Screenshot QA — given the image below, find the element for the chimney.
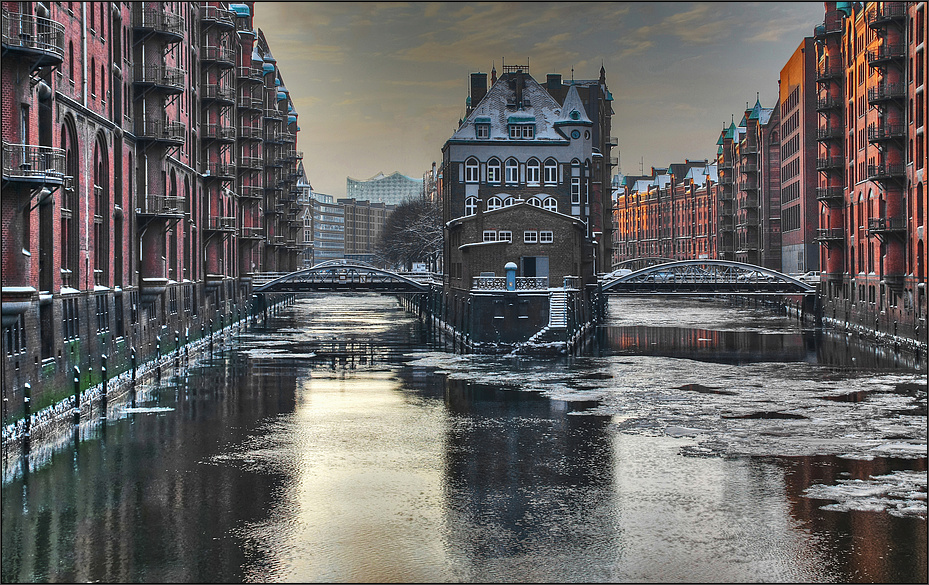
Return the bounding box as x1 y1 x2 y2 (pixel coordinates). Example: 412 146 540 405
470 72 488 108
547 73 562 92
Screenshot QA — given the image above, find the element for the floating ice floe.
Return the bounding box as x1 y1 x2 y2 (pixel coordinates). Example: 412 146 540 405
803 470 927 519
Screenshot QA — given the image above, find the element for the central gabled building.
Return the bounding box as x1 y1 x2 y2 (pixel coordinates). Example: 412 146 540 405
440 64 608 350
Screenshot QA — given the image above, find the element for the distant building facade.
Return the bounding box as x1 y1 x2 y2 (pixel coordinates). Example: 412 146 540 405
346 171 423 206
339 198 394 265
310 194 344 263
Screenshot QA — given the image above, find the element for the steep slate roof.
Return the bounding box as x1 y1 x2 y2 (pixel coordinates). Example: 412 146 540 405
449 72 573 143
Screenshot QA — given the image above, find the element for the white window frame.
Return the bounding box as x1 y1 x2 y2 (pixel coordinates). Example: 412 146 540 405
571 177 581 204
475 124 489 139
503 196 517 207
539 230 554 244
465 158 479 183
487 158 501 183
527 197 542 207
465 196 477 215
526 159 541 186
505 158 519 184
486 196 502 211
498 230 512 242
544 159 558 184
523 230 538 243
543 197 558 212
482 230 497 242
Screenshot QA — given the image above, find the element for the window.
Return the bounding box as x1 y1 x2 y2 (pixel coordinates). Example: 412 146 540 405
487 158 501 183
487 196 502 211
483 230 497 242
504 197 517 207
63 297 80 340
527 197 542 207
505 158 519 184
4 314 26 356
498 230 512 242
544 159 558 184
465 197 477 215
465 158 479 183
526 159 540 185
509 124 535 139
540 231 554 243
571 177 581 204
524 231 538 243
475 124 489 139
543 197 558 212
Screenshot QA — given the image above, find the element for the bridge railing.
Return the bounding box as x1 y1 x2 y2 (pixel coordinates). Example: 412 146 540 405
472 276 549 291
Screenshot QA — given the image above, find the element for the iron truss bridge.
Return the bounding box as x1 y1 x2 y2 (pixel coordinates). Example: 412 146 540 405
252 260 436 293
601 260 814 295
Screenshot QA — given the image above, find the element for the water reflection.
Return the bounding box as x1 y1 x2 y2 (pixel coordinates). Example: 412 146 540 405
1 294 925 583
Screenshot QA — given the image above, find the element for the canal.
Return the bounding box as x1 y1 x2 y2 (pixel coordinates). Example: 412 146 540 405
2 294 926 583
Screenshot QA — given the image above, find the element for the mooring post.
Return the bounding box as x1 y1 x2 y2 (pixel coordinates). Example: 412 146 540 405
209 319 214 356
156 335 162 381
72 366 81 426
101 353 108 413
23 382 31 447
174 330 180 369
130 347 137 385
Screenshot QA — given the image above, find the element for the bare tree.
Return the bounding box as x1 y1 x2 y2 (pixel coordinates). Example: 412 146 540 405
376 198 442 271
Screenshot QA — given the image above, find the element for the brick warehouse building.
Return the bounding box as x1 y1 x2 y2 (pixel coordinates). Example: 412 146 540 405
1 2 305 422
814 1 927 342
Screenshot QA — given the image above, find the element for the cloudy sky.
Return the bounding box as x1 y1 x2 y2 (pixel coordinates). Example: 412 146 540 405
253 2 825 197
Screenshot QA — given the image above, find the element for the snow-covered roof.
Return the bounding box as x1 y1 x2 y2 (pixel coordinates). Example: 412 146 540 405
449 72 580 143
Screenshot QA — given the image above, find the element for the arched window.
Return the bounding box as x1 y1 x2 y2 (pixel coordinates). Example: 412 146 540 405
544 158 558 184
505 158 519 184
526 158 541 185
464 158 479 183
527 197 542 207
93 135 109 285
503 196 517 207
543 197 558 212
570 159 581 204
487 157 501 184
465 196 477 216
487 196 502 211
61 118 79 287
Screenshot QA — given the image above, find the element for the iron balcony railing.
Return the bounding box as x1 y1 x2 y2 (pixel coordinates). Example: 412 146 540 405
239 155 263 170
240 226 264 239
132 10 185 40
237 93 263 110
816 186 845 204
817 125 844 141
135 118 186 143
816 95 844 111
868 163 906 180
133 64 185 91
868 217 907 234
238 185 263 198
200 5 235 29
1 9 65 65
867 123 906 143
137 194 186 216
202 123 236 142
202 83 235 103
866 2 907 27
2 141 66 183
205 216 237 231
813 18 844 39
471 276 549 291
868 82 906 104
201 44 235 66
237 65 263 83
239 124 263 140
816 157 845 171
816 64 843 82
866 43 906 65
816 228 845 242
203 162 235 178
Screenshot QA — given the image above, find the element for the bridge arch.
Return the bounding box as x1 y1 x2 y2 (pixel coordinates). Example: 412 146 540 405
254 261 431 293
601 259 814 295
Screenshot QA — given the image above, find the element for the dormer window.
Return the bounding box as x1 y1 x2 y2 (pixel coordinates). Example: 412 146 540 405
509 124 534 139
475 124 489 139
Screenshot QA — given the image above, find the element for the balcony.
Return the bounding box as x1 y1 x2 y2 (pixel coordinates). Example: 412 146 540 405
816 64 843 83
281 131 296 144
237 93 263 111
868 82 906 105
738 195 759 209
740 163 758 174
868 163 906 181
200 5 235 29
133 64 186 93
202 83 235 104
239 155 263 170
135 118 186 144
740 143 758 155
201 44 235 68
264 108 285 121
717 187 734 201
866 43 906 67
817 125 844 142
238 185 263 199
816 228 845 245
868 217 907 237
813 18 844 39
205 216 237 232
816 156 845 172
816 186 845 207
867 122 906 144
202 123 236 143
1 9 65 70
240 226 264 239
237 65 263 84
2 142 66 185
203 162 235 179
816 95 844 112
132 9 185 42
137 194 186 218
867 2 907 28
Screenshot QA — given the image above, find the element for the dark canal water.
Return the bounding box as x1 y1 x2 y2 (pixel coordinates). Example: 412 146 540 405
2 294 926 583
